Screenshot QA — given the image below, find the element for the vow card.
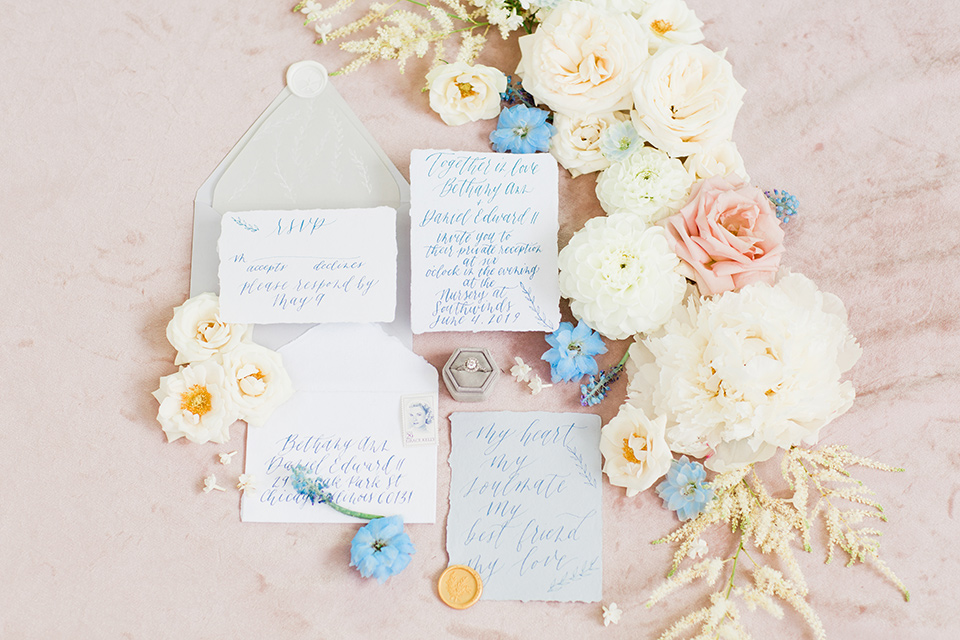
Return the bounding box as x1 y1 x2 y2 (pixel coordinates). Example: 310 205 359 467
218 208 397 324
409 150 560 333
447 412 602 602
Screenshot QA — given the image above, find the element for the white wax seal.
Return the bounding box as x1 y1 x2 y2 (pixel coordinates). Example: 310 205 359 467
286 61 329 98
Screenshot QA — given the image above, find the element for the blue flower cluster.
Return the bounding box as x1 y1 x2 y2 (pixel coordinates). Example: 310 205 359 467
765 188 799 224
542 321 608 383
656 456 714 521
490 104 555 154
290 464 332 505
350 515 416 583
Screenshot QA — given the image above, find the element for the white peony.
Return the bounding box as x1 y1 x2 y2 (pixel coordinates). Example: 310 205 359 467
425 61 507 126
558 213 687 340
626 272 863 472
549 111 626 177
153 359 239 445
166 292 252 365
595 145 692 223
638 0 704 53
683 140 750 183
631 44 745 158
516 2 648 117
220 343 295 428
599 403 673 497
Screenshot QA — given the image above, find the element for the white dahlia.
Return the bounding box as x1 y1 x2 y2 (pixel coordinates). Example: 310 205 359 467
596 146 692 223
558 214 687 340
626 272 863 472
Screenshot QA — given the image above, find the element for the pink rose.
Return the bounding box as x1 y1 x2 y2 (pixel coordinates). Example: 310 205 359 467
665 175 784 296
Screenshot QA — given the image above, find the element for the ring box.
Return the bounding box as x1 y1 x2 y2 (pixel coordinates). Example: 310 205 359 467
442 348 499 402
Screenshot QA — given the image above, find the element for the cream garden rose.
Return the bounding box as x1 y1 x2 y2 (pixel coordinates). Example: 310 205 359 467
425 61 507 126
599 403 673 496
683 140 749 183
516 1 649 117
550 111 625 177
220 343 294 428
166 292 252 365
627 272 862 472
638 0 704 53
153 359 239 445
558 213 687 340
631 44 745 157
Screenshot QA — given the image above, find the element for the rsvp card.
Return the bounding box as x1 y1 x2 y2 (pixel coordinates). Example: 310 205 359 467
218 208 397 324
409 150 560 333
447 412 602 602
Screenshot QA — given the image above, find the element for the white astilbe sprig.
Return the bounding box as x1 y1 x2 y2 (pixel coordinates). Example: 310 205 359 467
294 0 536 74
647 444 907 640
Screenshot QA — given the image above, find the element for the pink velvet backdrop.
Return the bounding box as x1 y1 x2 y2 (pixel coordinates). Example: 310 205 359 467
1 0 958 638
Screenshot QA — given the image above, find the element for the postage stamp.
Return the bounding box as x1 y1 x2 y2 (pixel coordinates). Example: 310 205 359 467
401 393 439 447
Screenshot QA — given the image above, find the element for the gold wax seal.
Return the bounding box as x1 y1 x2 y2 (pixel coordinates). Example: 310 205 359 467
438 565 483 609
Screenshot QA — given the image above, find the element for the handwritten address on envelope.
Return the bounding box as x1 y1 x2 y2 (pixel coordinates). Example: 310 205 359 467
447 412 602 602
217 208 397 324
409 150 560 333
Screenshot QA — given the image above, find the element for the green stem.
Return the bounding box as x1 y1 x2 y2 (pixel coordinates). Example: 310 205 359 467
326 501 384 521
403 0 486 27
725 537 744 599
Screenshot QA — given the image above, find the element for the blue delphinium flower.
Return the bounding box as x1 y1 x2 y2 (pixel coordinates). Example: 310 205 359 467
656 456 714 521
490 104 556 153
765 188 799 223
349 515 416 583
599 120 641 161
542 321 608 383
290 464 332 505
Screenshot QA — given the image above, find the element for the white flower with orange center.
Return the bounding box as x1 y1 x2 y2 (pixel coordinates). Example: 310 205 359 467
599 403 673 496
638 0 704 53
166 292 252 365
153 359 238 444
425 61 507 126
220 343 294 428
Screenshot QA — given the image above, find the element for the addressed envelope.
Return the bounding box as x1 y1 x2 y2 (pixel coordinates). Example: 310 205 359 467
190 61 412 350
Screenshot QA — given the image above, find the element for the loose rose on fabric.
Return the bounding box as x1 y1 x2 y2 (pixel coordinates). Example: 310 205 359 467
516 1 648 117
153 359 239 445
596 145 692 223
664 175 784 296
558 213 687 340
550 111 625 177
599 403 673 497
626 272 862 472
638 0 704 53
631 44 745 158
425 61 507 126
220 343 294 428
166 292 252 365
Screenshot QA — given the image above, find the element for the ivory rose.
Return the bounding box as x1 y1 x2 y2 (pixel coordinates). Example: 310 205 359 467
599 403 673 496
153 359 239 444
425 62 507 126
549 111 625 177
516 2 648 117
631 44 745 157
220 343 294 428
166 292 252 365
664 175 784 296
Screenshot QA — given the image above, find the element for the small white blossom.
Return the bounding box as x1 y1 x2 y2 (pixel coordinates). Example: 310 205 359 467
203 474 226 493
688 538 708 559
602 602 623 626
237 474 256 492
528 375 552 395
510 357 533 382
218 451 238 465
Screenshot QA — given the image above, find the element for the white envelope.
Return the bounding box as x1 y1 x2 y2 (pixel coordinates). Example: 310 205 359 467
189 61 412 350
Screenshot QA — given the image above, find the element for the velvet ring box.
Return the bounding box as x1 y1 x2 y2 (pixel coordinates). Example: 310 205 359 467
442 348 499 402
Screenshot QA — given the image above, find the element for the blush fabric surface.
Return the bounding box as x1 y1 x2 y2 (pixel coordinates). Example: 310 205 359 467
1 1 958 638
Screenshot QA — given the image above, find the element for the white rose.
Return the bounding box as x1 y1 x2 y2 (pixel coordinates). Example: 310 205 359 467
599 403 673 497
425 62 507 126
558 213 687 340
516 2 649 117
631 44 745 158
638 0 704 53
220 343 294 428
153 359 239 444
550 111 625 177
166 292 252 365
595 145 692 222
683 140 750 183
